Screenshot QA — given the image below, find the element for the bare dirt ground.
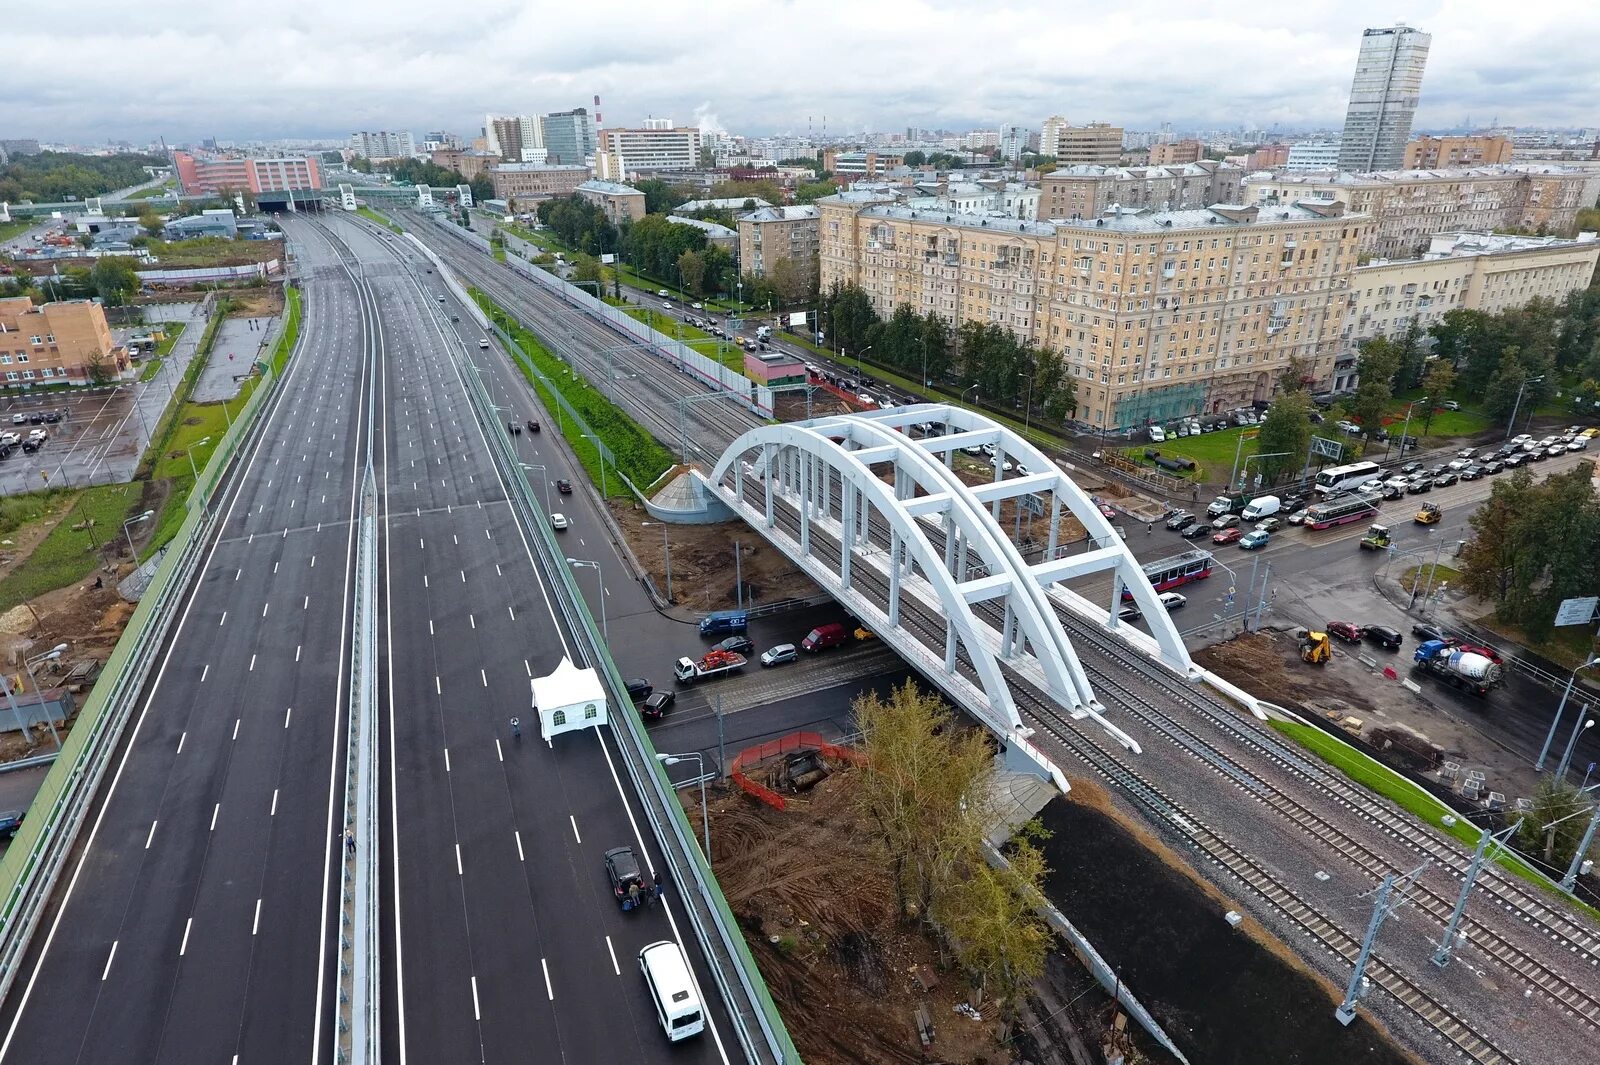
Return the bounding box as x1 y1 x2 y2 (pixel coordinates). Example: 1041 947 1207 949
1035 779 1420 1065
225 286 285 319
697 761 1169 1065
608 501 820 611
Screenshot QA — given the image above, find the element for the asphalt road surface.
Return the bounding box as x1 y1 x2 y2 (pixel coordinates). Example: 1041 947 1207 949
0 218 369 1063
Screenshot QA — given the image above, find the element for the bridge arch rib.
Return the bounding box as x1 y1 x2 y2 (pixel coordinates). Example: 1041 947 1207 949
706 404 1196 752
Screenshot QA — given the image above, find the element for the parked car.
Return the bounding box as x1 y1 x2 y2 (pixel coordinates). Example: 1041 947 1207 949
1441 400 1461 411
759 644 798 667
715 635 755 655
1097 503 1118 519
1117 603 1142 622
1363 625 1403 651
1238 529 1270 550
1326 621 1364 643
639 691 676 719
1411 622 1451 644
604 846 649 910
1503 453 1531 469
556 479 573 494
1212 527 1244 545
625 678 653 701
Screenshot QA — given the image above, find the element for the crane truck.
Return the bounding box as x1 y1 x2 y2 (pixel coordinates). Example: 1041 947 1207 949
1412 640 1503 696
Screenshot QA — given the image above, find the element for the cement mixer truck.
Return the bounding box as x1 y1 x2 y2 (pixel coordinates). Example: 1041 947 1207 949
1412 639 1503 697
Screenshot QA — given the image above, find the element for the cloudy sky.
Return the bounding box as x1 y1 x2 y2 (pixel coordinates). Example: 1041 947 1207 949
12 0 1599 145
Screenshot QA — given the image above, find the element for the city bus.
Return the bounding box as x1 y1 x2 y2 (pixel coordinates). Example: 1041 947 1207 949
1123 550 1213 599
1314 460 1382 495
1304 495 1380 530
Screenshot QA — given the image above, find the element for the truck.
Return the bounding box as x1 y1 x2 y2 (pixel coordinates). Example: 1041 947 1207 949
673 649 748 685
1358 524 1392 551
698 610 748 637
1412 640 1503 696
1205 494 1246 517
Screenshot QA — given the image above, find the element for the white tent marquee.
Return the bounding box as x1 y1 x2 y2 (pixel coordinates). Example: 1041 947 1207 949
530 656 608 741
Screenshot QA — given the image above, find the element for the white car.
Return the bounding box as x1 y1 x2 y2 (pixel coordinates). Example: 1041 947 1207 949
477 339 489 349
657 289 669 298
550 513 569 531
1158 592 1187 611
1447 458 1471 471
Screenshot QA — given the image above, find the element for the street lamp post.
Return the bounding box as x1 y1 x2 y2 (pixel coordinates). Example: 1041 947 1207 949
962 384 980 407
656 751 710 861
122 509 155 558
855 345 874 387
641 521 673 603
21 644 66 750
1537 655 1600 771
566 557 607 643
520 463 551 514
1017 372 1035 438
1504 374 1546 440
1555 715 1596 782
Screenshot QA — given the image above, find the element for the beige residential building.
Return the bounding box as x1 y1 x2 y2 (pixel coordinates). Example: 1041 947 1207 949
599 126 701 171
0 297 127 385
1053 123 1123 166
1149 140 1203 166
575 179 646 224
1402 135 1513 170
1333 230 1600 391
1246 165 1594 258
819 194 1370 428
821 150 904 179
1038 162 1245 221
738 205 821 282
489 164 590 205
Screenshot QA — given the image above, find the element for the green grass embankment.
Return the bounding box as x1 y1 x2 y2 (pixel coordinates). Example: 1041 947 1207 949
469 287 673 498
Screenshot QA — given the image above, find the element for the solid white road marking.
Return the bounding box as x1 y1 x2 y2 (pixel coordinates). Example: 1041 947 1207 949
210 804 220 831
144 820 158 849
271 789 279 816
514 831 525 862
219 611 227 627
444 749 451 772
454 844 463 876
569 815 581 843
176 732 186 754
541 958 553 1000
232 719 240 740
605 936 620 975
480 669 487 688
200 664 209 683
252 898 262 936
179 919 192 957
284 707 292 728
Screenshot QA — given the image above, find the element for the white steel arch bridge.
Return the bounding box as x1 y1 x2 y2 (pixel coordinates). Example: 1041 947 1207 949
704 404 1201 778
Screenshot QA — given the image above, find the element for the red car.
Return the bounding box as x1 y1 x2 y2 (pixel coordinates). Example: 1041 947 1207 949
1211 527 1243 545
1098 503 1117 519
1327 621 1364 643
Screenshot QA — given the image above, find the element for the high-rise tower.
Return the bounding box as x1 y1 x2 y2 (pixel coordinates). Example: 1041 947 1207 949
1338 25 1431 172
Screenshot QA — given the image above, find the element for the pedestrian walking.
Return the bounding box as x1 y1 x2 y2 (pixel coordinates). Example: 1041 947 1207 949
654 866 668 901
1146 522 1153 535
346 830 356 855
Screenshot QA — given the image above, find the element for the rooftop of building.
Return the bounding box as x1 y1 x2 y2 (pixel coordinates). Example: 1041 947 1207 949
575 179 644 197
834 198 1351 235
490 162 590 173
1041 160 1240 180
666 215 737 238
737 205 820 223
675 196 774 212
1248 163 1582 186
1362 229 1600 268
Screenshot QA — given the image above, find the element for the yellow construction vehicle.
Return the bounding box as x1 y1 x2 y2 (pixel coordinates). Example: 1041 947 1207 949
1299 629 1332 665
1414 502 1442 525
1358 523 1391 550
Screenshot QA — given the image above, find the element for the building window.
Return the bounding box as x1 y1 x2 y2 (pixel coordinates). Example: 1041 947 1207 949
16 355 27 364
3 373 14 382
29 336 41 345
21 370 34 380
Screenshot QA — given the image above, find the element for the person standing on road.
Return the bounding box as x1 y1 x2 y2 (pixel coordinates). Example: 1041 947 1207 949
654 866 668 901
1146 522 1153 535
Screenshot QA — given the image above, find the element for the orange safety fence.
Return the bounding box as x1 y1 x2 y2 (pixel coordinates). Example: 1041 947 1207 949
728 731 865 812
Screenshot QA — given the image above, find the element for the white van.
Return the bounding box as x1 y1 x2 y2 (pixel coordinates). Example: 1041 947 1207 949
639 940 704 1041
1240 495 1281 522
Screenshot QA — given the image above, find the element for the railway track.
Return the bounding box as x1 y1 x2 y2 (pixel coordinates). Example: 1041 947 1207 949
736 465 1520 1063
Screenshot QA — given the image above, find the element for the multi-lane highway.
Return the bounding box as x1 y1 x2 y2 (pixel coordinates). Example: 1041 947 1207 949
0 217 370 1064
0 211 741 1065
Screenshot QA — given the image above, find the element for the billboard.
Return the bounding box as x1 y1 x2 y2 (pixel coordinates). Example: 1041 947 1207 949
787 311 809 327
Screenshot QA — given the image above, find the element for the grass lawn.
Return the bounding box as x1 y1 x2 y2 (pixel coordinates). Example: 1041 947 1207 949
145 237 280 268
358 206 403 234
1122 428 1257 483
125 184 174 200
0 217 37 242
1400 563 1461 593
499 222 753 312
138 359 165 383
501 222 563 254
1267 719 1590 910
0 484 142 613
154 320 187 356
0 490 69 539
615 306 749 373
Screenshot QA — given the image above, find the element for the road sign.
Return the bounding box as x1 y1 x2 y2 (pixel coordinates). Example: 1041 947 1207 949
1310 435 1344 461
1554 595 1599 627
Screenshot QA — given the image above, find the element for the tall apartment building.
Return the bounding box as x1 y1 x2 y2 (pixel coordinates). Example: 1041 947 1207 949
1247 165 1594 258
1246 145 1292 170
348 130 415 161
998 126 1031 162
1039 116 1069 159
821 150 905 180
738 205 821 283
1338 25 1431 172
1038 162 1246 221
173 151 322 195
818 194 1368 428
0 297 127 385
1402 135 1514 169
489 163 590 205
1053 123 1124 166
1149 140 1203 166
543 108 597 165
575 179 646 225
1333 230 1600 391
599 125 701 171
484 114 546 164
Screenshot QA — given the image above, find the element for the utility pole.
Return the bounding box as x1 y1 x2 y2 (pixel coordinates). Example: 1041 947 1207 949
1503 374 1545 440
1560 792 1600 892
1433 821 1520 967
1336 863 1428 1026
733 539 744 610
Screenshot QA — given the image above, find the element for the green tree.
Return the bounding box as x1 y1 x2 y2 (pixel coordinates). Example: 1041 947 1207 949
1417 359 1457 435
89 256 139 306
1459 469 1539 603
1350 336 1402 443
794 179 838 204
1254 391 1314 485
1483 351 1530 422
136 208 164 238
1516 779 1599 870
635 179 691 215
1393 318 1427 390
902 150 926 167
569 253 603 286
817 281 879 354
676 249 705 296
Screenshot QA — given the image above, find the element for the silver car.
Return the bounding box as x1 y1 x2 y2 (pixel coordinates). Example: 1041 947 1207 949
760 643 798 667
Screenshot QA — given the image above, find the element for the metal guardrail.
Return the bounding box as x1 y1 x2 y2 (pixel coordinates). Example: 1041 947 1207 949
0 282 308 1009
433 267 799 1063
